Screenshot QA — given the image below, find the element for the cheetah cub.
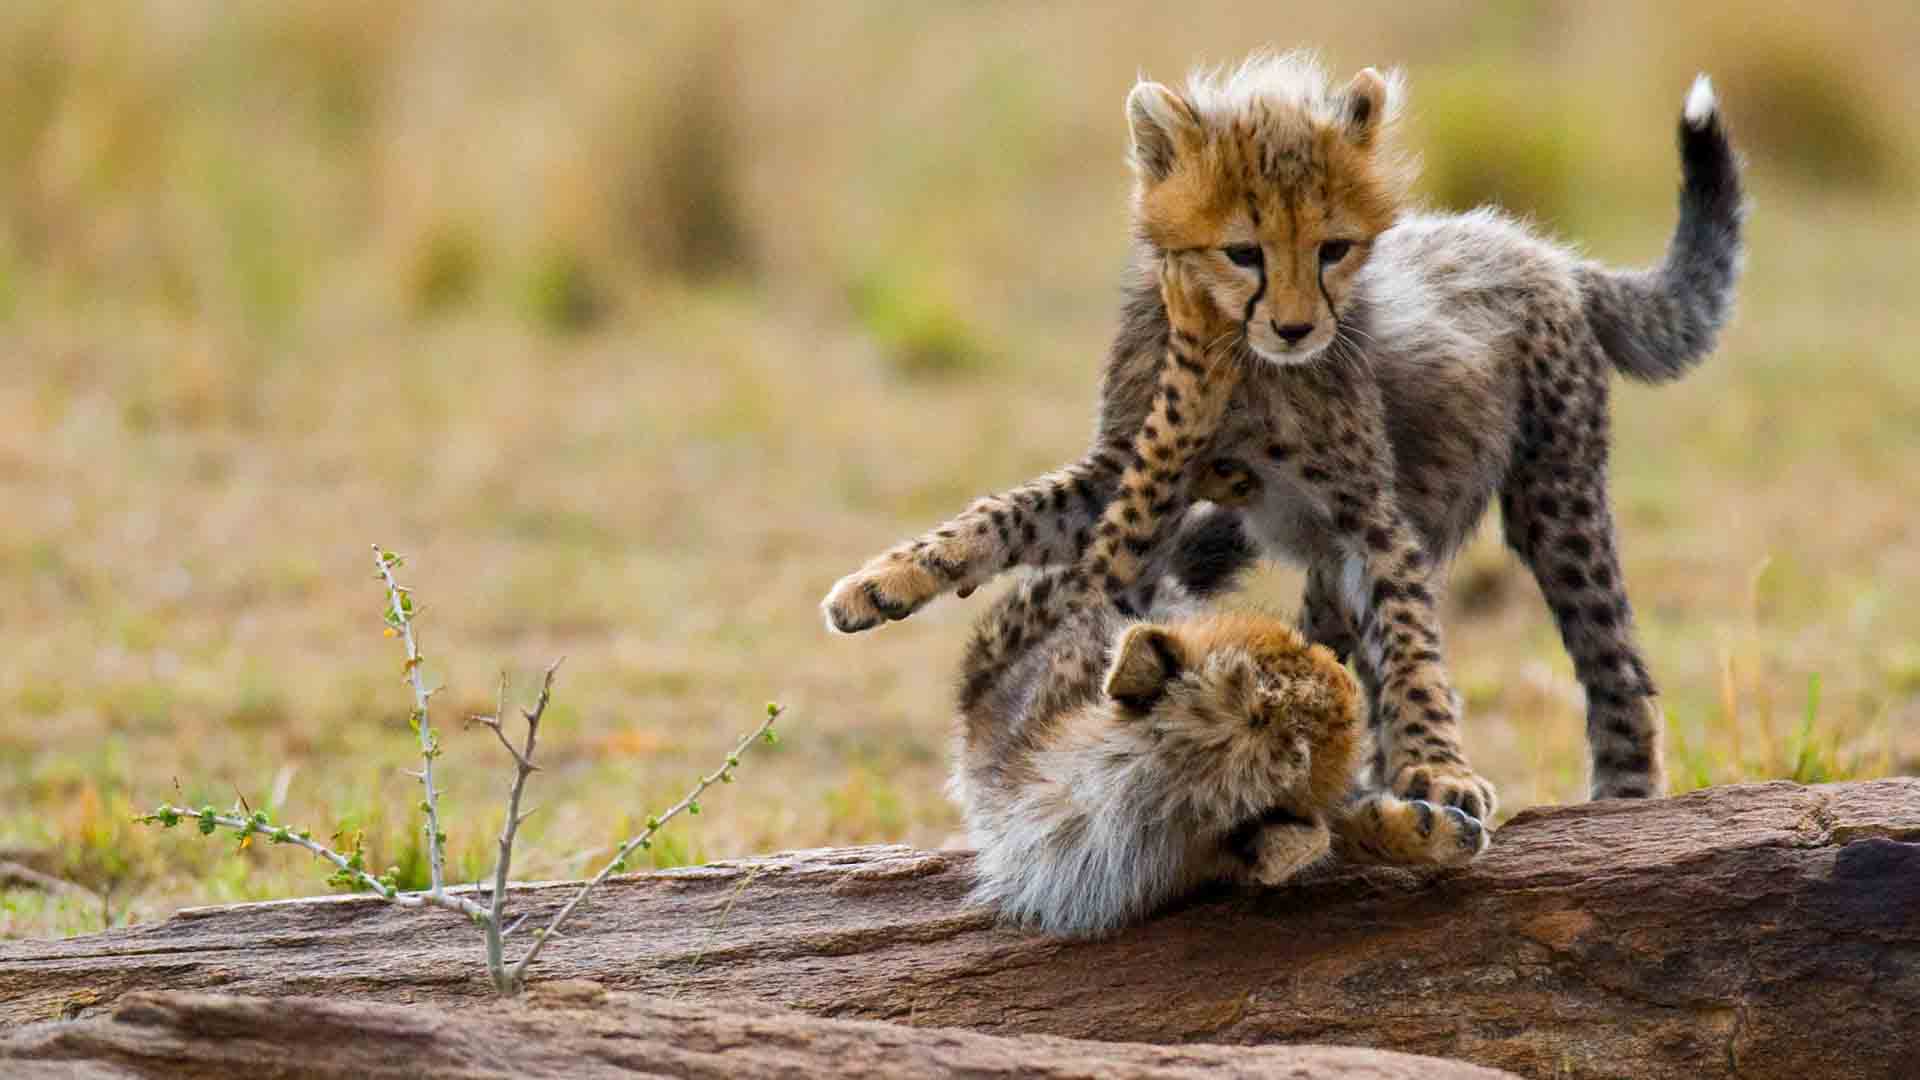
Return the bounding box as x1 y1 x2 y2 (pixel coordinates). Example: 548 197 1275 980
952 259 1484 938
828 52 1745 819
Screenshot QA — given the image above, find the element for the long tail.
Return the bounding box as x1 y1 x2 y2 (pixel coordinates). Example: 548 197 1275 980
1579 74 1746 384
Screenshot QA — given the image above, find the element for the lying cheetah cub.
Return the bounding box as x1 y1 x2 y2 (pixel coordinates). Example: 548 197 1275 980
952 259 1484 938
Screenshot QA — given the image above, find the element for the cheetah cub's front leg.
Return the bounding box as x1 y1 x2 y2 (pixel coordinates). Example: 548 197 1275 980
1331 790 1488 868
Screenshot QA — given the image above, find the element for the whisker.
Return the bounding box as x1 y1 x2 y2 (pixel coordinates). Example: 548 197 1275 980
1200 327 1242 374
1337 320 1378 348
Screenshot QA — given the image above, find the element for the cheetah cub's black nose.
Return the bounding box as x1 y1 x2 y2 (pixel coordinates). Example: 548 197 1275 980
1274 321 1314 345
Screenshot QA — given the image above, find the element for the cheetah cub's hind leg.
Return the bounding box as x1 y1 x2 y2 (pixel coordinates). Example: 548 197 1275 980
1225 807 1334 886
1331 790 1488 868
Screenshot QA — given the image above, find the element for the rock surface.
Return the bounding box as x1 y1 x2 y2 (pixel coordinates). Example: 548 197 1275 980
3 780 1917 1079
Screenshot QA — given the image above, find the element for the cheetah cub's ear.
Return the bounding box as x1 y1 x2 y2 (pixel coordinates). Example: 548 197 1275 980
1341 67 1390 145
1126 81 1201 183
1104 624 1186 713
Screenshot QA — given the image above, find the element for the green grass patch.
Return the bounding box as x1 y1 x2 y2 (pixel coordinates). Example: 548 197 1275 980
847 268 990 380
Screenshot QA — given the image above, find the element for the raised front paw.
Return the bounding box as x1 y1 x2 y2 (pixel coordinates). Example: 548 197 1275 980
1390 763 1498 824
1339 791 1488 868
1195 457 1263 507
821 554 945 634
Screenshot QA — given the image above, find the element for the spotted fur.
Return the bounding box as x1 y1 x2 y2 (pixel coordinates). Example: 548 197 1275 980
827 54 1745 809
951 258 1368 937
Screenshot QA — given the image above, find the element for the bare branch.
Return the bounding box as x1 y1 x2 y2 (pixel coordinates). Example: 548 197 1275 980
482 658 561 993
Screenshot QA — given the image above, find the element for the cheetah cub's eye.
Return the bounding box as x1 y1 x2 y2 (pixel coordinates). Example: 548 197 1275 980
1223 244 1263 269
1318 240 1354 266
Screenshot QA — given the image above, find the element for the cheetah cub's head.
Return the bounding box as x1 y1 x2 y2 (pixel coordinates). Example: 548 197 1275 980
1103 612 1364 829
1125 51 1415 365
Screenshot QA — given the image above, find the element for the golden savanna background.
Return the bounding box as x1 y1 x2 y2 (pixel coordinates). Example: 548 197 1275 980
4 1 1917 937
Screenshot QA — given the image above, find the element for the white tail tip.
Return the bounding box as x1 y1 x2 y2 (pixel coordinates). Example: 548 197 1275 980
1683 74 1717 129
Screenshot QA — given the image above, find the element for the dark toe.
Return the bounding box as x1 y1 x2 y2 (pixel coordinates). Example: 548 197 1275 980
1454 791 1484 821
864 582 916 621
1446 807 1486 852
1412 799 1436 838
830 606 877 634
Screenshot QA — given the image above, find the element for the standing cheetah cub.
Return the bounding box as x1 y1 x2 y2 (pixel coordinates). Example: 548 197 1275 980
828 52 1746 818
953 258 1484 938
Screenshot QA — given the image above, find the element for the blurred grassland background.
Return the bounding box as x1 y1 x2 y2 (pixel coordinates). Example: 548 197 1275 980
3 0 1917 938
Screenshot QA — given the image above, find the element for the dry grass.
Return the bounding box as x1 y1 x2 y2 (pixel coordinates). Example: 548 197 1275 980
4 0 1917 938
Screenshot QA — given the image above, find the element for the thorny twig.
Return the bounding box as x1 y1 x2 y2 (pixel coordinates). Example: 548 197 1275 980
509 704 783 984
133 803 487 921
373 546 448 898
